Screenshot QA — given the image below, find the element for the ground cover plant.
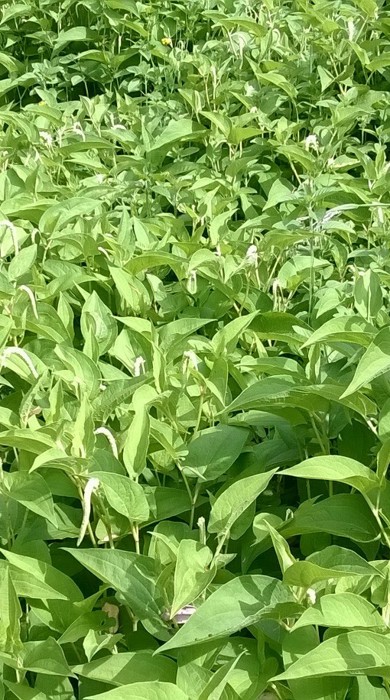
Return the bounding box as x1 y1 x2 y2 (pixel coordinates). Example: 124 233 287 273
2 0 390 697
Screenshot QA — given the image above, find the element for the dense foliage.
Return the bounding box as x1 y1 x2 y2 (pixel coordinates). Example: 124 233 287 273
1 0 390 698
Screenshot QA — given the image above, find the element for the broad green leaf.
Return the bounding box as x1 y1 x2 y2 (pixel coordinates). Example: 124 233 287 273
354 270 382 320
0 564 22 654
40 197 100 233
73 652 176 685
212 312 258 356
109 266 149 313
89 472 149 523
58 611 110 644
22 638 74 676
86 682 188 700
25 303 71 343
224 376 375 418
278 255 331 291
122 406 150 478
8 244 37 280
145 487 194 523
264 178 295 209
208 470 277 535
182 425 249 480
54 345 100 399
280 456 379 493
148 119 206 152
350 676 389 699
302 315 376 348
158 318 213 355
80 292 117 355
55 27 99 48
341 327 390 398
292 593 385 631
284 546 381 587
5 472 57 526
0 428 55 453
158 575 295 652
171 540 215 618
202 12 266 38
5 682 46 700
0 560 69 601
280 494 379 542
1 549 83 601
273 630 390 681
197 656 242 700
282 627 350 700
250 312 310 344
65 549 160 621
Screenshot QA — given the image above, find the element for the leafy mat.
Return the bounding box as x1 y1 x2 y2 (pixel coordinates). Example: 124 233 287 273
0 0 390 698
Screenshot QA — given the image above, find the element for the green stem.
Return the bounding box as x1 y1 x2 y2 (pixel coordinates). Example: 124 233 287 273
132 523 140 554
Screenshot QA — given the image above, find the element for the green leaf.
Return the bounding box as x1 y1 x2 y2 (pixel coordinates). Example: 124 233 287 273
302 315 376 348
212 312 258 356
157 575 294 652
90 472 149 523
5 472 57 526
8 244 37 280
145 487 193 523
55 27 99 48
122 400 150 478
81 292 117 355
109 266 149 313
341 327 390 398
54 345 100 399
171 540 215 618
280 494 379 542
354 270 383 320
273 630 390 681
282 627 350 700
0 428 55 453
0 560 68 601
284 546 381 587
1 549 83 601
280 456 379 493
208 470 277 535
148 119 206 153
5 682 46 700
86 682 188 700
22 638 74 676
264 179 295 209
65 549 160 621
224 377 375 418
73 652 176 685
182 425 249 480
40 197 100 233
292 593 385 631
0 564 22 654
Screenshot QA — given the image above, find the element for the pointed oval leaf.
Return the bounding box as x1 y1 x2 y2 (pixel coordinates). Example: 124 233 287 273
280 456 379 494
292 593 385 631
171 540 214 618
73 651 176 685
208 469 277 535
65 549 160 621
90 472 149 524
273 630 390 681
341 327 390 398
182 425 249 480
157 575 294 653
86 682 188 700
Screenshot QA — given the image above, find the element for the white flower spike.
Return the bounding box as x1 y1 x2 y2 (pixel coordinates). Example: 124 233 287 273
246 244 258 266
304 134 319 151
77 477 100 546
133 356 146 376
